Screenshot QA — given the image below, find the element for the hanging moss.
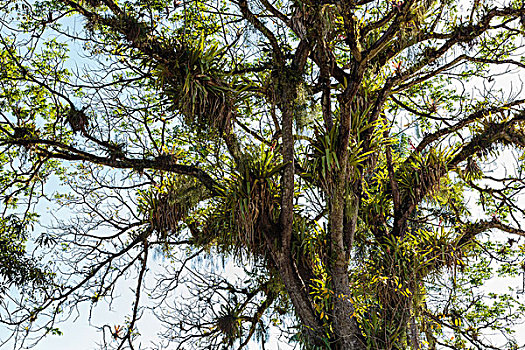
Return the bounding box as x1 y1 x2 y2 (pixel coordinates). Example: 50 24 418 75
137 175 208 241
66 106 89 134
199 146 283 256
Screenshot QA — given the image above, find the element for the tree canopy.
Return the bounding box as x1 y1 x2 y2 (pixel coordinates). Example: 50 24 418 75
1 0 525 349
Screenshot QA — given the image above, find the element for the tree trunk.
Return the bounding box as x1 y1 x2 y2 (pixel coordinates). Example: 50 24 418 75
329 173 364 350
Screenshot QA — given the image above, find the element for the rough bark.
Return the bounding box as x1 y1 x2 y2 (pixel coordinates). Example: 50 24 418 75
329 173 364 350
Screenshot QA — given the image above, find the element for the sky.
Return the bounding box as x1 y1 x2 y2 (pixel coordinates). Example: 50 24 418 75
2 0 525 349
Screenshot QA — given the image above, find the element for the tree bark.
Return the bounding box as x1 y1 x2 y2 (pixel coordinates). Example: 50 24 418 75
329 174 364 350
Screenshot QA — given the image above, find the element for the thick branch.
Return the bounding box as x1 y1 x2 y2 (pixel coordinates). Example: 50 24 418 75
2 138 222 195
237 0 284 64
415 99 525 153
393 115 525 237
457 218 525 248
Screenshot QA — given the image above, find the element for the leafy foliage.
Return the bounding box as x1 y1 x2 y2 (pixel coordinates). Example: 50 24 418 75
0 215 48 292
1 0 525 349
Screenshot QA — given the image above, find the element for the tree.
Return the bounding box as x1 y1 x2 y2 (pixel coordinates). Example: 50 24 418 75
1 0 525 348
